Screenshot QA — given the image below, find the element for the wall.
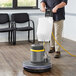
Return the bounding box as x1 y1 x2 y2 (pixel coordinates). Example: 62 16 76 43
63 0 76 41
0 0 76 42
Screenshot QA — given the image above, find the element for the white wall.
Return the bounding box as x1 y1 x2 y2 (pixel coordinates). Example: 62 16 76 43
63 0 76 41
0 0 76 42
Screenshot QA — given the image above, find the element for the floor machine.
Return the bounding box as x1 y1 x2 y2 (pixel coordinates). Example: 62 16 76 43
23 9 53 73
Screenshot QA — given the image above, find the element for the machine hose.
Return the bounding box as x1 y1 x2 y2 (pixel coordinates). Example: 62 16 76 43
52 32 76 57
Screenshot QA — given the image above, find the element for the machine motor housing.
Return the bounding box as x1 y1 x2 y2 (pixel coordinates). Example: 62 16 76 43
31 44 45 63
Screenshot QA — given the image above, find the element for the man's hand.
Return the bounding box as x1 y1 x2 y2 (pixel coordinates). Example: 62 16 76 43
41 7 46 12
41 2 46 12
52 6 58 13
52 2 67 13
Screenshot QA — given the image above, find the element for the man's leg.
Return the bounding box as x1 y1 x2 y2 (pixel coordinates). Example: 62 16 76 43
49 23 55 53
54 20 64 58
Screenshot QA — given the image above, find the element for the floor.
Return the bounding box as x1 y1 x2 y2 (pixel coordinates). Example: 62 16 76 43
0 38 76 76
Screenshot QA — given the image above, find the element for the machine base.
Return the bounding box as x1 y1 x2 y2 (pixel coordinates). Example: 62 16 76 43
23 61 52 73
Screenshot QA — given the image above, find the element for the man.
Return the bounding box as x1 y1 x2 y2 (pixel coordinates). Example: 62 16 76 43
41 0 68 58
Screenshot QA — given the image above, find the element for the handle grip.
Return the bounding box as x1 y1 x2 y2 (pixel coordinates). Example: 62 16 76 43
45 9 53 17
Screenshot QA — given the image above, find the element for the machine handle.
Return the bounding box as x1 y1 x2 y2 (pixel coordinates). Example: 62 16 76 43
45 9 53 17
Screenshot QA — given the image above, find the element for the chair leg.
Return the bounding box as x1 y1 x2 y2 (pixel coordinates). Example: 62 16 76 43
13 30 16 45
11 31 13 44
28 30 35 44
28 31 30 42
33 29 35 43
8 31 10 44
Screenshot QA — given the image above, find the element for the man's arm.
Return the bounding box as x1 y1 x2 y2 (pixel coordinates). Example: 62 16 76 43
41 2 46 12
52 2 67 13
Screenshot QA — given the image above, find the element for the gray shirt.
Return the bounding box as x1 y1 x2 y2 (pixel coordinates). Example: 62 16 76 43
41 0 68 21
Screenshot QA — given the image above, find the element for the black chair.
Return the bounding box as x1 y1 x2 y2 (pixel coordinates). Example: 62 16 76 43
11 13 35 45
0 13 13 44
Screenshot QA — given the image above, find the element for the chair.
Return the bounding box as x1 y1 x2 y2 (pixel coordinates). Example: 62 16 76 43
11 13 35 45
0 13 13 44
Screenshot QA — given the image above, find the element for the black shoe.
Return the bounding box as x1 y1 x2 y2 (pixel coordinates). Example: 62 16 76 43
49 47 55 53
54 51 61 58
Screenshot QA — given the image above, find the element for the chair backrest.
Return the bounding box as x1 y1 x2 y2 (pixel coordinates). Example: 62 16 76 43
11 13 29 23
0 13 9 24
